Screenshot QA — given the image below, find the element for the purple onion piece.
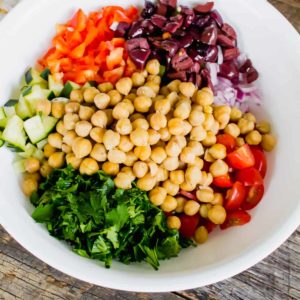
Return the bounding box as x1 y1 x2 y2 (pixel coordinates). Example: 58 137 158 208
223 48 240 61
167 71 187 81
210 10 223 27
194 2 214 14
205 46 218 62
221 23 237 40
217 34 236 48
219 62 239 81
128 21 145 38
129 48 151 70
239 59 253 73
126 38 150 52
200 23 218 45
115 22 131 38
151 14 167 27
159 0 177 8
141 1 157 18
172 49 194 71
193 15 211 28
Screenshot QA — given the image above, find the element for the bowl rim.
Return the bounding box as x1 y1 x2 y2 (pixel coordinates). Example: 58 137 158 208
0 0 300 292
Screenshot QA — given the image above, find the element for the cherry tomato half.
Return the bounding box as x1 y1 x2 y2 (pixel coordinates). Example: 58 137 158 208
179 214 200 238
227 144 255 169
242 184 264 210
213 174 233 188
236 167 263 187
179 190 197 200
203 220 217 233
216 133 236 152
220 210 251 229
251 147 267 178
225 181 246 211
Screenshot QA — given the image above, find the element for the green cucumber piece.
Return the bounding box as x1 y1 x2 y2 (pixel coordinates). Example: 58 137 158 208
47 91 56 100
0 118 7 129
12 159 26 173
24 115 45 144
60 81 81 98
41 115 58 135
2 115 26 151
36 138 48 149
4 99 18 107
24 85 51 113
0 131 4 147
18 143 37 158
22 86 32 97
32 148 44 160
0 107 5 119
40 68 51 81
15 96 33 119
25 68 48 88
48 75 64 96
3 106 16 118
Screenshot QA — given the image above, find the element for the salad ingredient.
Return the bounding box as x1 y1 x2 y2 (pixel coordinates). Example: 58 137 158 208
179 213 200 238
251 147 267 178
236 167 263 187
227 144 255 169
194 226 208 244
207 205 226 225
242 184 264 210
213 174 232 188
224 181 246 211
220 210 251 229
261 134 277 152
245 130 262 145
30 166 192 269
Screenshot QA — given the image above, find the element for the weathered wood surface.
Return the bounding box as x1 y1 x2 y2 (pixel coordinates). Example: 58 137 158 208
0 0 299 299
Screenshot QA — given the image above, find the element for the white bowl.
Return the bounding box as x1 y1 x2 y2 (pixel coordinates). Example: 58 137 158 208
0 0 300 292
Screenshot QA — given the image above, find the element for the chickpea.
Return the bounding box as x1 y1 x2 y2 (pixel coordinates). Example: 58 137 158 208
103 130 120 150
238 118 255 134
159 127 171 142
43 143 56 158
94 93 110 109
48 152 65 168
136 86 156 98
224 123 240 137
169 170 184 185
243 112 256 123
156 166 169 182
189 109 205 126
90 144 107 162
98 82 113 93
209 159 229 177
175 197 187 213
79 158 99 175
150 147 166 164
65 102 80 114
36 99 51 115
91 111 107 128
114 172 132 189
24 172 41 182
40 162 52 177
174 101 192 120
194 226 208 244
216 113 230 129
146 59 160 75
230 107 243 122
261 134 277 152
118 136 134 152
64 113 79 130
147 75 161 85
145 81 160 94
211 193 224 206
129 113 144 122
184 200 200 216
162 179 180 196
256 121 271 134
72 137 92 158
56 120 67 136
199 171 213 187
133 96 152 113
167 80 181 93
202 113 215 131
132 118 149 130
149 187 167 206
131 72 145 87
61 143 71 153
47 133 62 149
133 161 148 178
21 177 38 196
180 147 196 164
196 188 214 203
236 137 245 147
130 128 149 146
209 144 227 159
204 149 215 163
168 118 185 135
163 156 179 171
70 89 83 103
148 129 161 145
178 82 196 98
165 140 181 157
190 125 207 142
112 103 129 120
185 166 202 186
148 113 167 131
51 101 65 119
154 99 171 115
63 130 77 147
79 105 95 121
24 157 40 173
107 149 126 164
103 109 114 126
134 146 151 161
121 167 136 181
90 127 105 143
180 120 191 136
188 141 204 156
160 86 170 96
114 118 132 135
102 161 119 175
124 151 138 166
66 153 82 169
203 105 213 114
202 131 217 147
166 216 181 230
180 180 196 192
245 130 262 145
199 204 212 218
137 173 156 191
208 205 226 224
115 77 132 96
195 88 214 106
161 195 177 212
83 87 99 103
210 120 220 135
108 90 122 106
75 120 92 138
148 161 159 177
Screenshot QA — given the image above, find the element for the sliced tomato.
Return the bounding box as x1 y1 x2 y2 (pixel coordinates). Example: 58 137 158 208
179 214 200 238
213 174 233 188
216 134 236 152
106 47 124 70
251 147 267 178
225 181 246 211
242 184 264 210
236 167 263 187
179 190 196 200
203 220 217 233
220 210 251 229
227 144 255 169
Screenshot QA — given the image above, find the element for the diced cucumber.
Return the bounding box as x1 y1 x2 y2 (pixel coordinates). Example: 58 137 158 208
4 99 18 107
0 118 7 129
48 91 56 100
22 86 32 96
0 107 5 119
40 68 51 81
49 75 64 96
15 96 33 119
18 143 37 158
0 131 4 147
36 138 48 149
60 81 81 98
2 115 26 151
24 85 51 113
25 68 48 88
41 115 58 136
12 159 26 173
32 148 44 160
3 106 16 118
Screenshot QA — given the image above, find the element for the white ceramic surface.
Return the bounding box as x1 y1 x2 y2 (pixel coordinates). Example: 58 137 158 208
0 0 300 292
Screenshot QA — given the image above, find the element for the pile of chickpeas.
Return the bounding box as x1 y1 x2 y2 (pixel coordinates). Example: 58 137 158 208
21 58 276 244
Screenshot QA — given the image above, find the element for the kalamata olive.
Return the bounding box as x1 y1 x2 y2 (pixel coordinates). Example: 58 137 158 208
219 62 239 81
246 67 259 83
193 15 211 28
200 23 218 45
172 49 194 71
205 46 218 62
188 48 205 63
141 1 157 18
157 3 168 16
239 59 253 73
129 49 151 70
141 19 156 35
126 38 150 51
115 22 131 37
128 21 145 38
210 10 223 27
201 69 213 89
217 34 236 48
164 15 184 33
160 0 177 8
194 2 214 13
167 71 187 81
221 23 237 40
223 48 240 60
151 14 167 27
180 33 194 48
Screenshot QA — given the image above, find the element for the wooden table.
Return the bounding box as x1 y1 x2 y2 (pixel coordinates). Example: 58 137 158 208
0 1 299 299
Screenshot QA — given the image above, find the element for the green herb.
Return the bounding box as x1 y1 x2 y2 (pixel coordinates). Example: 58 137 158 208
30 166 193 269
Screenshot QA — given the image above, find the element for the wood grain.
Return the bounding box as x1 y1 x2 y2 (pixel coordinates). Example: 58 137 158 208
0 1 300 299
